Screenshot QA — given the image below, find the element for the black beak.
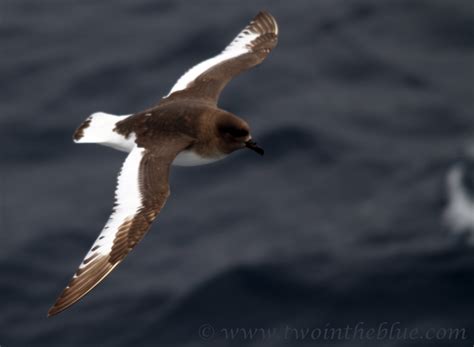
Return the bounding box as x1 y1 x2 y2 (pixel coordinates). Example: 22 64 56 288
245 139 264 156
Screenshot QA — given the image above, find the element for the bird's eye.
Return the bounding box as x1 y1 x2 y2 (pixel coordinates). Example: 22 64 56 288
220 126 249 138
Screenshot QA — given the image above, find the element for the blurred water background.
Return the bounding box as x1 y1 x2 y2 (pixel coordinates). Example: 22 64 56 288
1 0 474 346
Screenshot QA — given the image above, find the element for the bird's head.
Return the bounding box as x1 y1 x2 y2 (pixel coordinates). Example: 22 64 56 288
215 113 264 156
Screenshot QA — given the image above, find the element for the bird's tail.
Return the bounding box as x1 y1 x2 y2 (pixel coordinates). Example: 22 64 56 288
73 112 134 152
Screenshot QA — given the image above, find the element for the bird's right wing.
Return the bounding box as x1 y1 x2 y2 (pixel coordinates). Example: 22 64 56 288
162 11 278 106
48 140 189 316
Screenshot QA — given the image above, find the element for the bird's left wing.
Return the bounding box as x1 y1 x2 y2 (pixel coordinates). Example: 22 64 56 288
48 140 188 316
162 11 278 106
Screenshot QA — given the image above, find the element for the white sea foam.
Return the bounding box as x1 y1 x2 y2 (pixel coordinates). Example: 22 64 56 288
443 164 474 243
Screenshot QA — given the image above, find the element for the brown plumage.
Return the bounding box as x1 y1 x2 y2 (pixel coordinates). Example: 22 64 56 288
48 11 278 317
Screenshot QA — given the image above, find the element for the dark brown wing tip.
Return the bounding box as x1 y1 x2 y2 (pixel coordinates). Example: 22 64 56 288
252 11 278 36
47 296 75 317
47 256 116 317
47 307 59 317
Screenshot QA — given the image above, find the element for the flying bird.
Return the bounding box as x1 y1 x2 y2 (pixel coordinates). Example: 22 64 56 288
48 11 278 316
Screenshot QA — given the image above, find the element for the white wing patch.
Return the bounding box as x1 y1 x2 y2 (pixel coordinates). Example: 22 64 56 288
165 24 259 96
78 146 145 271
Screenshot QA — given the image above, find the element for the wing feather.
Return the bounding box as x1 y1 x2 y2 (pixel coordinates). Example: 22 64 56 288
48 142 186 316
163 11 278 104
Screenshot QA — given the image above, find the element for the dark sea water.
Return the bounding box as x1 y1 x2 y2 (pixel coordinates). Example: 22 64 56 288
1 1 474 346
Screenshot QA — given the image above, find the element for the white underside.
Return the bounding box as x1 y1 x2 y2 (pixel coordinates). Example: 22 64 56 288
173 150 225 166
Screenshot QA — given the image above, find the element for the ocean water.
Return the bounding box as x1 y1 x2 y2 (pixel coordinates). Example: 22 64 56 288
1 0 474 346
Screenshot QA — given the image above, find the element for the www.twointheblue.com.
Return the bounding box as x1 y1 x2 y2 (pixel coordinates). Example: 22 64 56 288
198 322 467 342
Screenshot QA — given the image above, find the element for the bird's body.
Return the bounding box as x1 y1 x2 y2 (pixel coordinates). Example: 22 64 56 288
48 11 278 316
113 100 245 164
